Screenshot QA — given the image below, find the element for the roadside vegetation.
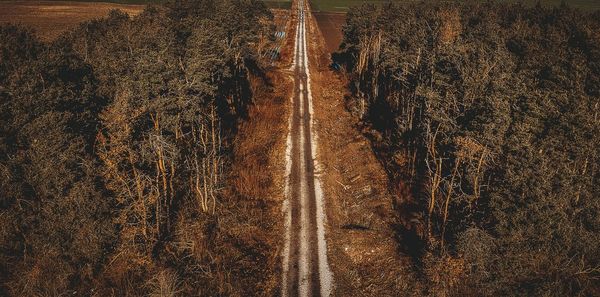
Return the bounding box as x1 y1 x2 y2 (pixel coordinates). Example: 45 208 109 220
336 1 600 295
310 0 600 12
0 0 285 295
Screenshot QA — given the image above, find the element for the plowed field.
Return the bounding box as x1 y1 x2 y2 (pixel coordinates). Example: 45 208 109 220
0 1 144 41
313 12 344 54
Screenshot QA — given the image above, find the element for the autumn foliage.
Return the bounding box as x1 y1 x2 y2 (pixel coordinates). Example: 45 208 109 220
337 2 600 295
0 0 280 295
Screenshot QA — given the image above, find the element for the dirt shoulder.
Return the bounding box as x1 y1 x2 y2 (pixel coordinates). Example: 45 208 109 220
305 5 421 296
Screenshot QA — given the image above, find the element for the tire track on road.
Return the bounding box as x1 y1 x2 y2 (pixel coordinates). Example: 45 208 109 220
282 0 333 296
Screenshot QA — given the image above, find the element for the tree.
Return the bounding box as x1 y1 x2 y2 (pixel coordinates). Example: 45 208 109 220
337 2 600 295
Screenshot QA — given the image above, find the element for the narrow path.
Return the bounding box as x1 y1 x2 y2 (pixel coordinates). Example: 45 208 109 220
282 0 333 296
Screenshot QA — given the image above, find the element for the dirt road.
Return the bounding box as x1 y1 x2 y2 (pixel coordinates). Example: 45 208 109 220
281 0 333 296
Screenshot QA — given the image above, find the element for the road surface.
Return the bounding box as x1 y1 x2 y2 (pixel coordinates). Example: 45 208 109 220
281 0 333 296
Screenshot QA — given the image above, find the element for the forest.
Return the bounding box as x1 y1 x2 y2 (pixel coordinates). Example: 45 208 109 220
0 0 283 295
336 1 600 295
2 0 600 295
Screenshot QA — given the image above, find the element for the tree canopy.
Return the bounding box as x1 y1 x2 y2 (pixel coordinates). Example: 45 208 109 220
0 0 275 295
337 2 600 295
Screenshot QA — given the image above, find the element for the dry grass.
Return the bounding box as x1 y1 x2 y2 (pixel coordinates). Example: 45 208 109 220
231 8 295 203
147 269 181 297
205 18 295 292
272 8 297 66
438 8 461 45
424 253 466 297
305 7 422 296
0 1 145 41
232 80 287 201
